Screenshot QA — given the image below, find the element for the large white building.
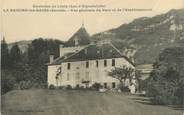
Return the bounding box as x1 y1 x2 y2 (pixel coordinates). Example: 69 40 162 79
47 25 135 89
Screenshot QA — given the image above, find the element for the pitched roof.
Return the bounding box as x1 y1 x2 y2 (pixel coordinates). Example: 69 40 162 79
64 27 91 47
48 52 75 65
48 43 135 66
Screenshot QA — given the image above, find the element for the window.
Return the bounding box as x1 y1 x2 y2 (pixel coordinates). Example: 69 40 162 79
86 61 89 68
104 60 107 67
76 72 80 80
85 72 90 81
67 73 69 81
112 82 116 88
104 83 107 88
97 50 100 54
67 63 71 70
96 60 98 67
112 59 115 66
74 37 79 46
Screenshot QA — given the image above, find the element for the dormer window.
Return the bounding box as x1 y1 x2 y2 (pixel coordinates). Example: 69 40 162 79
74 37 79 46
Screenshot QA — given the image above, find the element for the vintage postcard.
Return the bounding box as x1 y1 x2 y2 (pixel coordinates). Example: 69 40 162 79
1 0 184 115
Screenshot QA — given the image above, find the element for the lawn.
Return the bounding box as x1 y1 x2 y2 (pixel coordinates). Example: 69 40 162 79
1 89 183 115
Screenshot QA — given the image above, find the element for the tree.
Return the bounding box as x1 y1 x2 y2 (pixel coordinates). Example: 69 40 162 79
1 70 16 94
108 67 134 88
1 38 63 94
1 37 10 69
28 38 46 65
135 70 146 92
28 38 63 66
26 38 63 88
10 44 22 67
147 47 184 105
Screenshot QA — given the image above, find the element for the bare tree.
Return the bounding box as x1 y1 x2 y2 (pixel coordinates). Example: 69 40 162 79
108 67 134 86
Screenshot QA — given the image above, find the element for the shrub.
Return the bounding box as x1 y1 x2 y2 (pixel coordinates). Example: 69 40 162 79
49 84 55 90
31 82 40 89
138 79 148 92
82 80 90 88
116 83 130 92
120 86 130 92
145 47 184 105
75 84 80 89
19 81 32 90
1 71 16 94
147 80 184 105
41 83 48 89
91 83 102 90
58 86 64 90
79 86 85 89
66 85 72 90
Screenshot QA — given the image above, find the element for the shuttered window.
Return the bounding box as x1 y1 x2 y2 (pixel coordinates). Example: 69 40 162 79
86 61 89 68
96 60 98 67
104 60 107 67
67 63 71 70
112 59 115 66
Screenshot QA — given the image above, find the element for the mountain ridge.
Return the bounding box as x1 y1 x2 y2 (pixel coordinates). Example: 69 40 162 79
7 9 184 64
92 9 184 64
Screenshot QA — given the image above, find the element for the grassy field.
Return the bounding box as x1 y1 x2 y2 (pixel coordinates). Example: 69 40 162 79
1 89 183 115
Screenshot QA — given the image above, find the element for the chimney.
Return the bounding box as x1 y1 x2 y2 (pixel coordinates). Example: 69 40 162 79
60 44 64 57
130 56 135 63
84 49 87 54
60 44 63 48
49 55 54 63
90 40 96 45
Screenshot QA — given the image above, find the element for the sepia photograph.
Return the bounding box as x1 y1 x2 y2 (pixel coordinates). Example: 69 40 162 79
1 0 184 115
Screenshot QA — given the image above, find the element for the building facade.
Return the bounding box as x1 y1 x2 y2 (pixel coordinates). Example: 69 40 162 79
47 26 135 89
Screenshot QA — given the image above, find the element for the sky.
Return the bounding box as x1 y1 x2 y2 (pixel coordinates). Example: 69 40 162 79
1 0 184 43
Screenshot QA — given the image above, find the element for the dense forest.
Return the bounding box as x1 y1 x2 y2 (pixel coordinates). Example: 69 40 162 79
1 38 63 94
146 47 184 105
